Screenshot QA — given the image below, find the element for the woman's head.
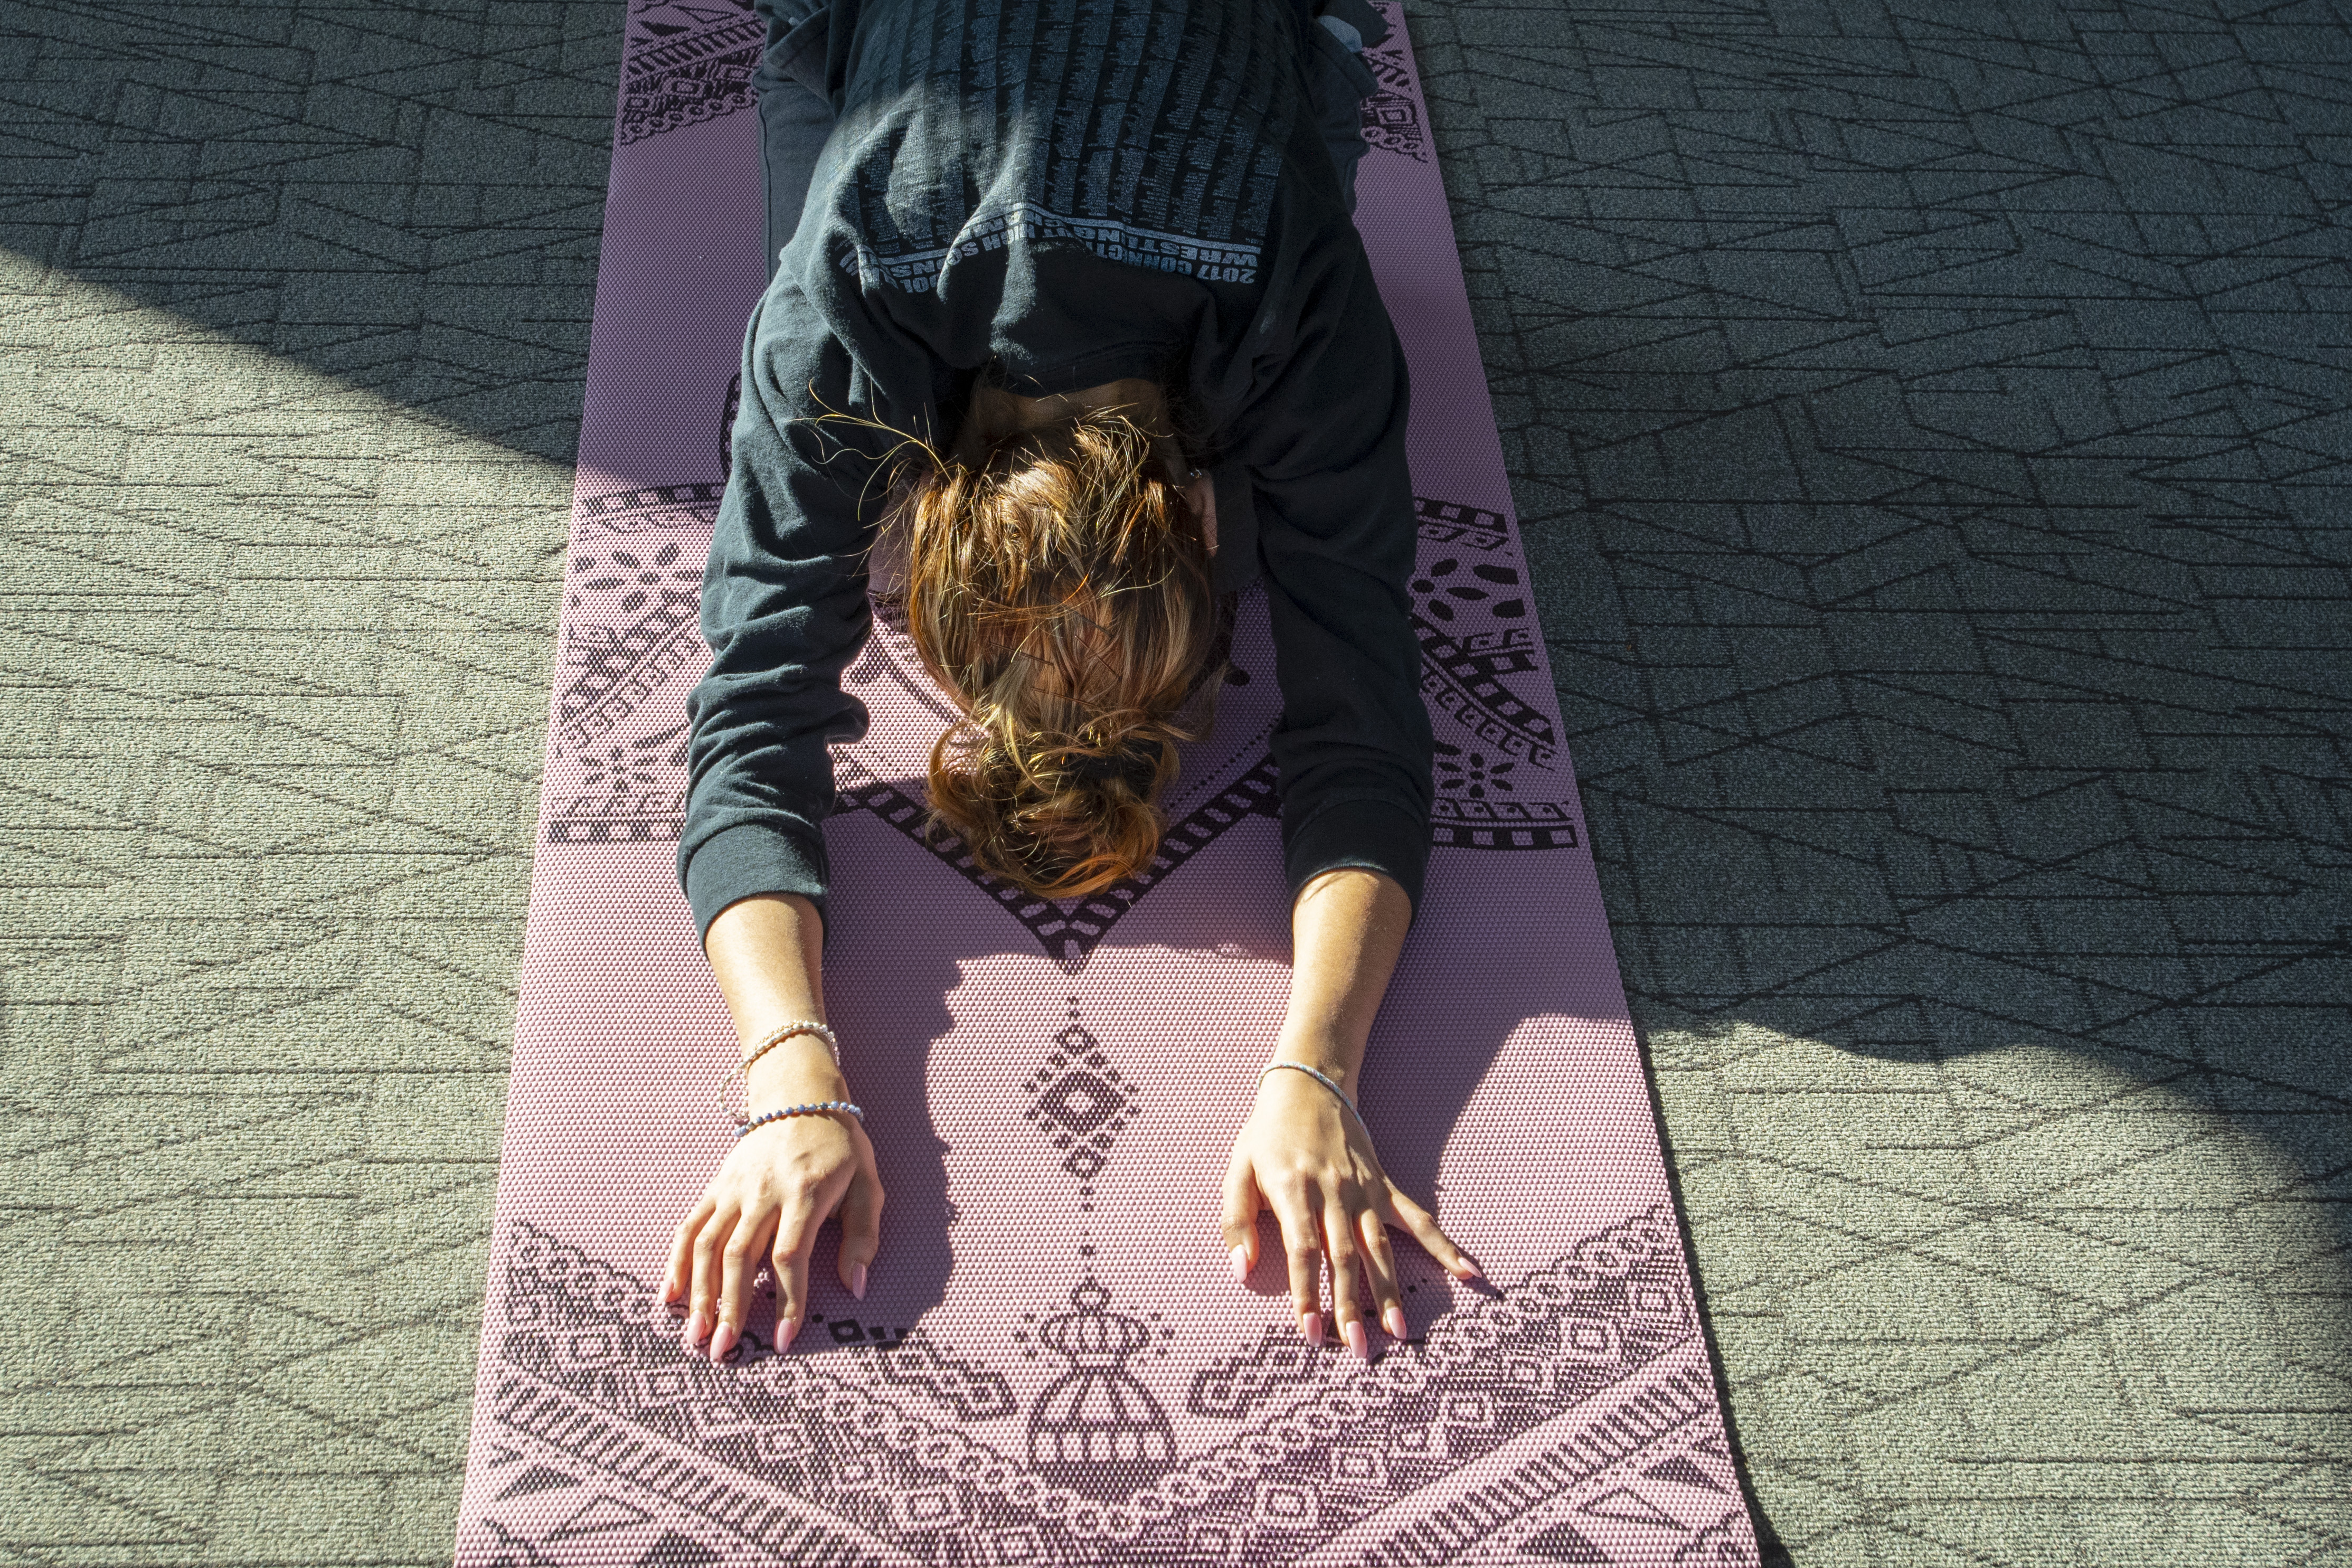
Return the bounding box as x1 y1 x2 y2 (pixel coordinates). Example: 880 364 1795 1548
897 404 1218 898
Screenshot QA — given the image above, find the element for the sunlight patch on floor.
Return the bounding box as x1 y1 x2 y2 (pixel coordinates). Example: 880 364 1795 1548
0 248 579 1556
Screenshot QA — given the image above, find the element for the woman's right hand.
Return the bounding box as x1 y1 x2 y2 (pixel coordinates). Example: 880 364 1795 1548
661 1042 884 1361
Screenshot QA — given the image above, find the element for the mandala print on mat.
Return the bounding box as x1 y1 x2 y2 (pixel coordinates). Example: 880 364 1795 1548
832 751 1282 968
573 481 727 537
1412 497 1584 852
544 538 710 847
860 1330 1021 1424
1020 1024 1143 1184
1025 1282 1180 1501
1361 34 1429 163
1187 1323 1329 1421
616 0 763 145
464 1208 1745 1565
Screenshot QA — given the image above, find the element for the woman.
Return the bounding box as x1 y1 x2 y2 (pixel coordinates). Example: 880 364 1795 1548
663 0 1480 1369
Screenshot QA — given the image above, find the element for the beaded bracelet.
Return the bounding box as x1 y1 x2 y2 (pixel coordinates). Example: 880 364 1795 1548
1259 1060 1361 1120
736 1100 865 1138
719 1019 840 1125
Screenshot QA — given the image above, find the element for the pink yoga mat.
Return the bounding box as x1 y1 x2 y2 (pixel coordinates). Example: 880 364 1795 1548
455 4 1763 1564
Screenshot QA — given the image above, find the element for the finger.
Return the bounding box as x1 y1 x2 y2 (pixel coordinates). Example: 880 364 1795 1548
665 1195 716 1306
686 1206 735 1354
1268 1182 1325 1345
1219 1148 1261 1283
769 1191 824 1352
1385 1183 1482 1281
836 1166 884 1301
1359 1206 1408 1342
710 1207 780 1363
1324 1197 1368 1360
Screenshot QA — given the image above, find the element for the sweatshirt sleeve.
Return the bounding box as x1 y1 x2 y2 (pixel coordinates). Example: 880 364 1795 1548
678 275 894 943
1236 235 1435 911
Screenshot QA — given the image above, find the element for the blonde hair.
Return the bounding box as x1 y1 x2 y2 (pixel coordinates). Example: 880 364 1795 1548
896 405 1217 898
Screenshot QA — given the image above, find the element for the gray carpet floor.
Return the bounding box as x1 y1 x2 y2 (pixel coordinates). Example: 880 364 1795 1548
3 0 2346 1563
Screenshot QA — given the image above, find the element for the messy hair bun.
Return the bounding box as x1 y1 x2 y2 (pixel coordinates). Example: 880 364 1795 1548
898 403 1217 898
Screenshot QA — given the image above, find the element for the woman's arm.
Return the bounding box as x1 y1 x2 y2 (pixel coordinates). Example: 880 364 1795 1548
662 893 884 1361
1239 239 1434 913
1221 868 1479 1359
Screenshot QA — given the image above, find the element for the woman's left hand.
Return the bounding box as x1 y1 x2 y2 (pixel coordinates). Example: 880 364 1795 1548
1221 1061 1479 1358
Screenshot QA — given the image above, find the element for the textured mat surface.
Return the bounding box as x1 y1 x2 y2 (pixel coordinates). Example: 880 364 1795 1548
5 0 2347 1563
451 4 1763 1564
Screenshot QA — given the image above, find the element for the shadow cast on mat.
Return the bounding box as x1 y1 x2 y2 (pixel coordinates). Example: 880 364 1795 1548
2 0 2346 1564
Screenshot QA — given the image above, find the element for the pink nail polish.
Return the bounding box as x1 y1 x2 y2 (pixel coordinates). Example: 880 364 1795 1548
848 1263 868 1301
1300 1311 1324 1347
1344 1319 1370 1359
778 1316 801 1352
1230 1245 1250 1283
1459 1256 1485 1280
1384 1306 1409 1339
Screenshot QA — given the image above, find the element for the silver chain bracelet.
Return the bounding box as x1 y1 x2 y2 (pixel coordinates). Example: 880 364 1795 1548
1259 1059 1361 1121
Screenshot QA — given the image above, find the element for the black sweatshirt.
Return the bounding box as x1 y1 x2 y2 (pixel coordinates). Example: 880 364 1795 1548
680 0 1432 940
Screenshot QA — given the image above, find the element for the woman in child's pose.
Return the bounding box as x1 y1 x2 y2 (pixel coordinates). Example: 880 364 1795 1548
664 0 1478 1366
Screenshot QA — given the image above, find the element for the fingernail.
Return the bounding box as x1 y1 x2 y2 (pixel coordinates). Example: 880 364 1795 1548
1300 1311 1324 1347
1344 1319 1370 1359
1384 1305 1409 1339
1230 1245 1250 1283
848 1263 867 1301
778 1315 801 1352
683 1314 707 1352
1459 1255 1485 1280
711 1323 735 1361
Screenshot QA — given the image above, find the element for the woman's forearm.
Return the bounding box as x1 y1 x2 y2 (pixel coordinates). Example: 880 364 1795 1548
1273 868 1412 1091
704 893 844 1101
673 892 880 1354
1231 866 1468 1356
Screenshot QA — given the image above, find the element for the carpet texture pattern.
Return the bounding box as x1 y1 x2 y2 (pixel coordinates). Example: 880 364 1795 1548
1 0 2346 1564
